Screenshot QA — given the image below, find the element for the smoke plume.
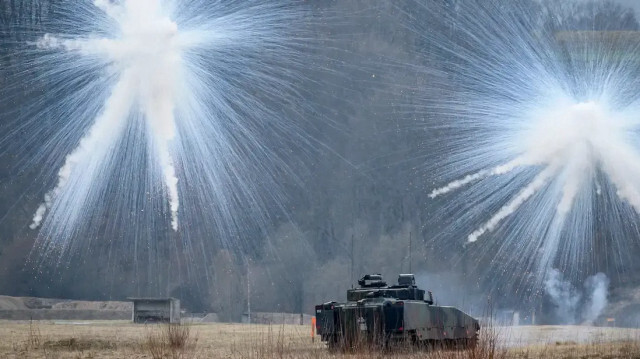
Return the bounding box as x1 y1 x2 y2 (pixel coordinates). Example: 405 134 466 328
545 269 609 324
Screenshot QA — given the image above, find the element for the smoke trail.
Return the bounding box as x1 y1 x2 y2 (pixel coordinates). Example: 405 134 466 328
468 164 558 242
32 70 136 228
429 158 524 199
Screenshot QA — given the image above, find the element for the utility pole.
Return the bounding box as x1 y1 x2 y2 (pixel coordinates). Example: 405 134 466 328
247 260 251 324
350 234 354 288
409 231 412 273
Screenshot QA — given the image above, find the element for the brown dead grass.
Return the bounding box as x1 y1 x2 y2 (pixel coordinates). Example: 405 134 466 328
145 323 197 359
0 320 639 358
509 340 640 359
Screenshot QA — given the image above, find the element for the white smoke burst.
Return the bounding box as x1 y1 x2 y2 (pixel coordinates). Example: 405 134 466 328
433 100 640 244
410 0 640 281
6 0 311 259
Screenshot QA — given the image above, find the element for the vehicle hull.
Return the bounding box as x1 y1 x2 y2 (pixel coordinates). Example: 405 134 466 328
316 300 479 348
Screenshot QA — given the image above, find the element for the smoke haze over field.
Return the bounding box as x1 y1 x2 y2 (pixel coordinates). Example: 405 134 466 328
1 0 640 324
545 269 610 324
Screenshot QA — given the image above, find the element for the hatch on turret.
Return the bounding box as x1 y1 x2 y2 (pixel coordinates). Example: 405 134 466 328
347 274 427 301
397 274 416 287
358 274 387 288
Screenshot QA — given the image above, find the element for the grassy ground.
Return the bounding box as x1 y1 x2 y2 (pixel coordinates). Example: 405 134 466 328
1 320 640 358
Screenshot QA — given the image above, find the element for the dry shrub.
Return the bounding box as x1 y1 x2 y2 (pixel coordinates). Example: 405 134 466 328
145 323 197 359
27 318 43 350
166 323 192 350
20 320 56 359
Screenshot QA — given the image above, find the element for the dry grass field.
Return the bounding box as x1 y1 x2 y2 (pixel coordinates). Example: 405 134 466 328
1 320 640 359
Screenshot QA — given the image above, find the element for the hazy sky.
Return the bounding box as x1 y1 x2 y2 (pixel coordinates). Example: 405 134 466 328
616 0 640 15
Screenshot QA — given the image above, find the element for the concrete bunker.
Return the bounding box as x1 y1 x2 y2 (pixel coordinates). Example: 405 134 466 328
128 297 180 324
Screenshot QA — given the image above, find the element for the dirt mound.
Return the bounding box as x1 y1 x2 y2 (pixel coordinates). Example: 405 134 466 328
0 296 28 310
0 296 71 310
0 295 131 320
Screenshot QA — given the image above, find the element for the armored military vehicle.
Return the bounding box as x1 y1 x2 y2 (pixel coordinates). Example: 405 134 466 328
314 274 479 349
